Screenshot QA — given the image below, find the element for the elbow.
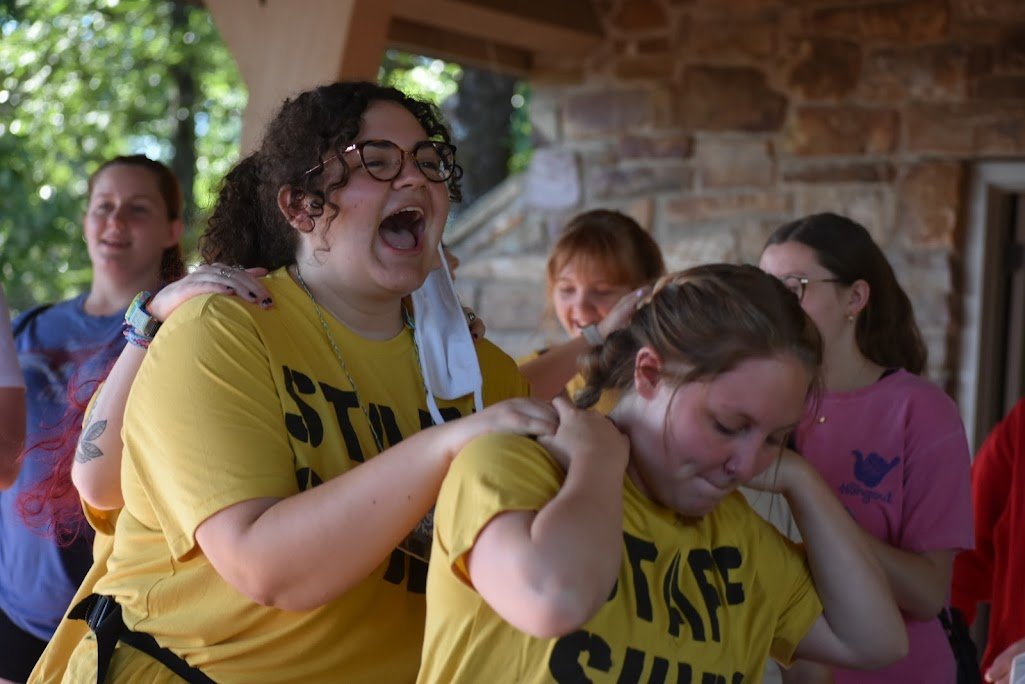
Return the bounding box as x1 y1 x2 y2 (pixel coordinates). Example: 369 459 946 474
71 470 123 511
907 603 944 623
513 593 597 639
227 569 306 612
503 574 610 639
229 566 350 613
871 633 909 669
856 621 909 669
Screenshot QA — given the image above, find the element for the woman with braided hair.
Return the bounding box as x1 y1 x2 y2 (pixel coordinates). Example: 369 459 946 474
418 264 908 684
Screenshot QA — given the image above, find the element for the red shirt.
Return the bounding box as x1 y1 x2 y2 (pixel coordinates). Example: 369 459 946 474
952 397 1025 672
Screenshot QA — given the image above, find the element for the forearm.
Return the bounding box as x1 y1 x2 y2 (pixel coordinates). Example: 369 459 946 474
197 420 466 611
71 345 147 510
519 336 591 401
785 460 907 667
0 387 26 489
867 538 953 620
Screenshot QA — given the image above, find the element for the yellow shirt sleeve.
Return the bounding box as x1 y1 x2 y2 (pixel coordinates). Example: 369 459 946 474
122 294 298 560
435 433 562 584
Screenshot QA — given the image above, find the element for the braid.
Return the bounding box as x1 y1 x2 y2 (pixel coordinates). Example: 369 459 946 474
574 327 640 409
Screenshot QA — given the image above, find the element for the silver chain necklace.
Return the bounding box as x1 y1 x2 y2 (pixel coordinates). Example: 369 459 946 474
294 263 409 454
294 264 434 563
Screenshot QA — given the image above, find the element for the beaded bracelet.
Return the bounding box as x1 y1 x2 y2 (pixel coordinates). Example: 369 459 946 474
123 326 153 349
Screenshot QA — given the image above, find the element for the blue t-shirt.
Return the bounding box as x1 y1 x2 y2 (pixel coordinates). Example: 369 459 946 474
0 293 124 639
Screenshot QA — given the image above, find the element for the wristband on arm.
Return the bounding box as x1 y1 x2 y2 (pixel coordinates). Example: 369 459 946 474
123 291 161 349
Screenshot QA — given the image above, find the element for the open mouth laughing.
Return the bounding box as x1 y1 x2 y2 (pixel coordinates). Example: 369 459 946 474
378 207 425 252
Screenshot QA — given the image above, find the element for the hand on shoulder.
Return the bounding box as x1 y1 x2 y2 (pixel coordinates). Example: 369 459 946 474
148 264 271 322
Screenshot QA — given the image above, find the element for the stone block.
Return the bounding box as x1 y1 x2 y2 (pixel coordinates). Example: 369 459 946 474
455 255 549 281
995 29 1025 73
664 190 792 221
638 37 674 54
619 133 694 160
690 0 783 23
972 75 1025 99
615 55 677 80
610 0 670 32
805 1 950 45
793 186 895 245
978 108 1025 153
587 163 694 199
787 38 861 99
735 218 786 263
694 137 775 188
781 159 896 183
678 66 788 132
625 197 656 231
684 22 778 63
478 280 548 330
661 226 740 270
889 247 954 293
524 148 582 211
563 87 655 138
859 45 989 102
897 161 965 249
952 0 1025 21
905 102 982 153
784 106 899 156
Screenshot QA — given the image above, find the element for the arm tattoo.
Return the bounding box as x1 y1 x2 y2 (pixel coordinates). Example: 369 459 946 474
75 419 107 463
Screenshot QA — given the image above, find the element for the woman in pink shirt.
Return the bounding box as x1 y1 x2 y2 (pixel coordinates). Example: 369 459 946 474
760 212 973 684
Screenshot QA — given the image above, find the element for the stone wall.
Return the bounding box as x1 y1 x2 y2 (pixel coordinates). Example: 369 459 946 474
450 0 1025 389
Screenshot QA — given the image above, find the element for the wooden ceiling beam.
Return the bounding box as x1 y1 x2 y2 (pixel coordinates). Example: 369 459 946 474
389 0 602 62
387 18 532 77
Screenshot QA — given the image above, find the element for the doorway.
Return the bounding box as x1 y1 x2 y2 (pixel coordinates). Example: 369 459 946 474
959 162 1025 451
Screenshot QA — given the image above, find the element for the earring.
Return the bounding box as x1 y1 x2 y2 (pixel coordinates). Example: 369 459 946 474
846 314 855 323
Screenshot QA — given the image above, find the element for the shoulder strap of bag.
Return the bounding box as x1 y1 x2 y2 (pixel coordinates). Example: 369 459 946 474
12 303 53 339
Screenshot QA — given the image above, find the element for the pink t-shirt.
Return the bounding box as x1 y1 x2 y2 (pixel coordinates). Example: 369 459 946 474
796 369 973 684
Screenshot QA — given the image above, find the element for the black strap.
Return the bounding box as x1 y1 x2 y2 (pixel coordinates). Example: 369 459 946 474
11 302 53 338
70 594 216 684
938 606 982 684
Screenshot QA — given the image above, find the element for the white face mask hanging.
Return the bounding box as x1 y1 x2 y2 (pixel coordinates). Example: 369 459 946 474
410 243 484 425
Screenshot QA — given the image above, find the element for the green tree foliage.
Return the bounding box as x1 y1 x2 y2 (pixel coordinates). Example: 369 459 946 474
0 0 244 312
0 3 532 314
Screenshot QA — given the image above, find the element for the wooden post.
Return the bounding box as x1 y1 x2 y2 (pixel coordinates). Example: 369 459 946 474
205 0 394 154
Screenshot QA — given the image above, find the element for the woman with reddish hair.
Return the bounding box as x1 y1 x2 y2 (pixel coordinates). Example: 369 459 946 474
2 155 185 683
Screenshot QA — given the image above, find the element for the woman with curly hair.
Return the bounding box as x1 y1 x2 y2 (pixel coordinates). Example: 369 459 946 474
56 81 559 683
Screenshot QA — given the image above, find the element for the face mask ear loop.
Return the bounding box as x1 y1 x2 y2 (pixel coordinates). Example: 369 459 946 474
425 389 447 425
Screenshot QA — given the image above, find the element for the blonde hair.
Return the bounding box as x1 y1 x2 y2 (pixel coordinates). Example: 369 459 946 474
574 263 822 408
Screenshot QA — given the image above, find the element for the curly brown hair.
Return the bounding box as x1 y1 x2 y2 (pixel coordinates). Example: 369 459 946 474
200 81 462 269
